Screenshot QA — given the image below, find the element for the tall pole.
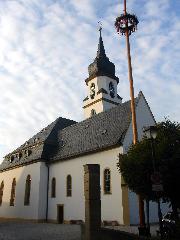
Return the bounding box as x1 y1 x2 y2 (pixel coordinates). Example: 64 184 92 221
124 1 138 145
115 0 146 231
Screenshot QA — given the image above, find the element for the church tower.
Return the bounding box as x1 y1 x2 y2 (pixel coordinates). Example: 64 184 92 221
83 29 122 118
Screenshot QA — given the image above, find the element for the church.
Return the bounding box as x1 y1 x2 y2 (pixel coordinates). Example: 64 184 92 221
0 31 159 225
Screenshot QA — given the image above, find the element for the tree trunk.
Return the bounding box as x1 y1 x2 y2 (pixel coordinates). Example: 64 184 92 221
171 199 179 222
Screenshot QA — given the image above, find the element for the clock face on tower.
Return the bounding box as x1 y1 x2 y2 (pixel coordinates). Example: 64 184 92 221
90 83 95 99
109 82 115 98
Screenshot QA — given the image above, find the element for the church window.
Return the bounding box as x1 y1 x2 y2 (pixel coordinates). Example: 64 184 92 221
102 129 107 134
91 109 96 116
10 178 16 206
104 168 111 194
109 82 115 98
0 181 4 206
27 149 32 156
18 152 22 160
90 83 95 99
10 155 14 162
24 175 31 205
24 149 32 157
34 137 39 143
51 177 56 198
66 175 72 197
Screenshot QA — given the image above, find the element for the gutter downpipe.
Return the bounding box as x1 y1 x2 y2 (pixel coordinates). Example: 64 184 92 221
46 162 50 222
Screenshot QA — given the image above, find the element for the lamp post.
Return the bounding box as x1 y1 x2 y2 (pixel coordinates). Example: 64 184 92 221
143 126 163 239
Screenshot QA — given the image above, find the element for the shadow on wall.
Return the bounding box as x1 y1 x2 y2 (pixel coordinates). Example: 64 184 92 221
128 190 171 225
0 162 47 221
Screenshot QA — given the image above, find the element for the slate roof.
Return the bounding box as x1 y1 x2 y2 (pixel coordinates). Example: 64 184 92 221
50 99 134 162
0 117 76 171
0 92 146 172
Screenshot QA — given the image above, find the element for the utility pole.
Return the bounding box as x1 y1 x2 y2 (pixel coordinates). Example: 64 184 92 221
115 0 147 235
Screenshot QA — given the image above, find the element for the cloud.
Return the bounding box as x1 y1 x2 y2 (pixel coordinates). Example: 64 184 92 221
0 0 179 162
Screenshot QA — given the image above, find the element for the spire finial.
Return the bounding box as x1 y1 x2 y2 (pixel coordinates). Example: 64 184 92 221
98 21 102 37
97 21 106 58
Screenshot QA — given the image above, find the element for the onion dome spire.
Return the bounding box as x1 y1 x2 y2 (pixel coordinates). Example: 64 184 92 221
86 27 119 84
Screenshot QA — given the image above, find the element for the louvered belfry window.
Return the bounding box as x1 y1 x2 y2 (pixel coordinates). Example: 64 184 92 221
66 175 72 197
10 178 16 206
24 175 31 205
104 168 111 194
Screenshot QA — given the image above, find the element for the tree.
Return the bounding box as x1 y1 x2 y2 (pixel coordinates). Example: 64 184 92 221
117 119 180 217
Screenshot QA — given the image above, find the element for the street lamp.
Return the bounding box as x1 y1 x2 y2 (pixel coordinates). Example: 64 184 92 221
143 126 158 172
143 126 158 140
143 126 163 239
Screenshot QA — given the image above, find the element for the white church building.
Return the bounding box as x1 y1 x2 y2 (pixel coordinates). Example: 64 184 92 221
0 32 163 225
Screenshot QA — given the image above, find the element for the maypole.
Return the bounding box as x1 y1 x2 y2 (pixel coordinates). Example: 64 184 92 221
115 0 147 235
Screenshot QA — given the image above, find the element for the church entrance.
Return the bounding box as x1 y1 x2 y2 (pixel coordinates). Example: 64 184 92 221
57 204 64 224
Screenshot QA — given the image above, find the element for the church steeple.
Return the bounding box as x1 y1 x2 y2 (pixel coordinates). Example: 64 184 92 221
86 28 119 84
83 28 122 119
97 27 106 58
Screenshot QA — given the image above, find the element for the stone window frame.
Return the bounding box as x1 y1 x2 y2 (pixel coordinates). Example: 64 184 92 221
51 177 56 198
103 168 112 194
10 178 16 206
24 175 31 206
0 180 4 206
66 175 72 197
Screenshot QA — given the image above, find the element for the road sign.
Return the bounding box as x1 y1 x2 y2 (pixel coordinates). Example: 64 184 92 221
151 172 161 184
152 184 163 192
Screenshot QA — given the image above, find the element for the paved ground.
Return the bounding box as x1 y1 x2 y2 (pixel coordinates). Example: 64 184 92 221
0 221 159 240
106 224 158 236
0 222 81 240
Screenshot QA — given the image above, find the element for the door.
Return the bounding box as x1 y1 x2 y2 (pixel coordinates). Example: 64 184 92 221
57 205 64 224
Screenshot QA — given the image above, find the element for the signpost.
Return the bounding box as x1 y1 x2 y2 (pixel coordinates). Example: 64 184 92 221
151 172 163 192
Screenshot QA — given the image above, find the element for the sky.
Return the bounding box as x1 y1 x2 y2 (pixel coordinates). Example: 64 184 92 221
0 0 180 162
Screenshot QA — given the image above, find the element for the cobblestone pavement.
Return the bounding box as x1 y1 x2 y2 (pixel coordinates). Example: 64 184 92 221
0 222 81 240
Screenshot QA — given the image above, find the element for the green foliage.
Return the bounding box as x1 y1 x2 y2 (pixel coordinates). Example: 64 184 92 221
117 119 180 205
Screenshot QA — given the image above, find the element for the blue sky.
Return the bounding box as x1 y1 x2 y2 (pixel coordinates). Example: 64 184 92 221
0 0 180 162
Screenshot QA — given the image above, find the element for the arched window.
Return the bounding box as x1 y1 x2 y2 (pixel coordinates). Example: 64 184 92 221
51 177 56 198
0 181 4 206
66 175 72 197
10 178 16 206
104 169 111 194
91 109 96 116
24 175 31 205
109 82 115 98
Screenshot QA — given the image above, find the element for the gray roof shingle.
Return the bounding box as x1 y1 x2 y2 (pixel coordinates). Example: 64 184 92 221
0 117 76 171
50 99 137 162
0 94 143 171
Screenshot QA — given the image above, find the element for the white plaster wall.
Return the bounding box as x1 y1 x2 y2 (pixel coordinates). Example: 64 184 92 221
0 162 42 220
129 190 170 224
123 94 156 152
84 101 104 119
48 147 124 224
38 162 48 219
103 100 119 112
84 100 120 119
83 76 121 118
85 76 119 99
122 94 170 224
